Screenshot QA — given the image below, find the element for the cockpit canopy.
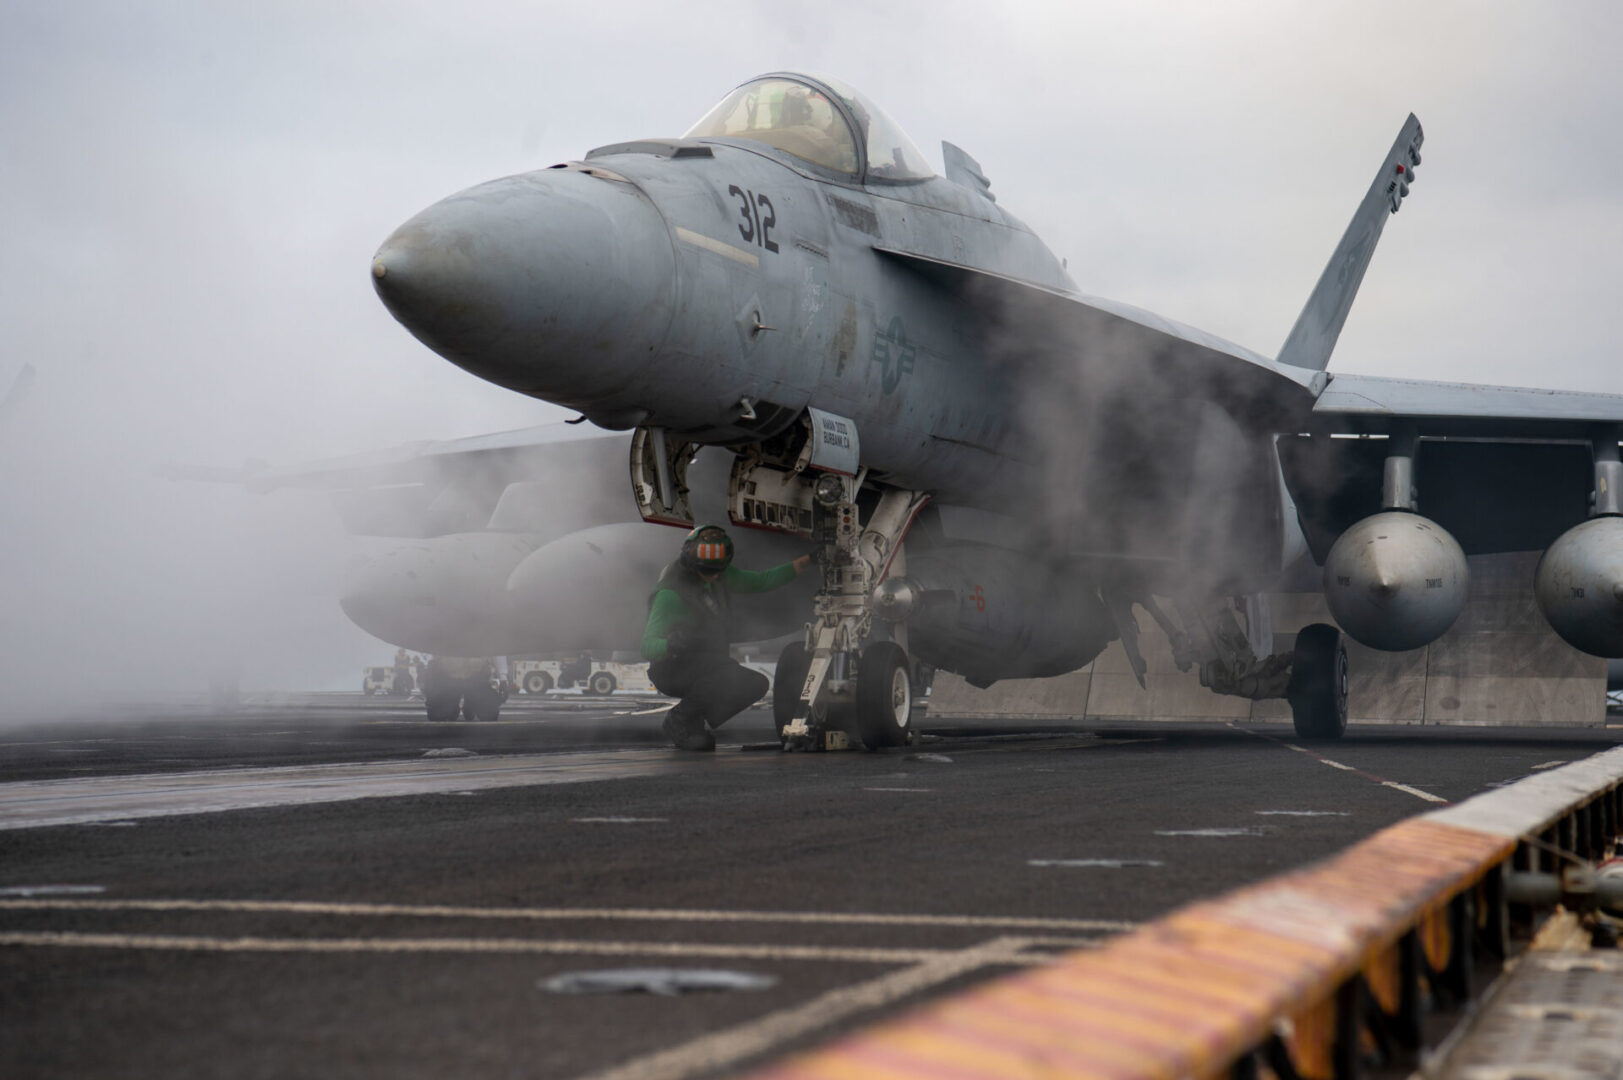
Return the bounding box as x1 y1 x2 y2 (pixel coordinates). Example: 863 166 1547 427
684 73 934 183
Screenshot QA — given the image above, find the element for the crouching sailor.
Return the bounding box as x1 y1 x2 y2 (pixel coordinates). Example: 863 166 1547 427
642 525 812 751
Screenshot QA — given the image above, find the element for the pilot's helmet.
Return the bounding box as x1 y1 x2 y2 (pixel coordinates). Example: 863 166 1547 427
680 524 735 574
782 86 814 126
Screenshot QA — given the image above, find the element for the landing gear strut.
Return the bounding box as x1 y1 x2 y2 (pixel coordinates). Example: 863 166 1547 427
1107 590 1349 740
660 409 930 751
778 479 930 751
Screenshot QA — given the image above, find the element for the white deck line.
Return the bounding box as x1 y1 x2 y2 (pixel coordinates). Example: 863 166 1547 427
0 897 1136 933
0 750 694 830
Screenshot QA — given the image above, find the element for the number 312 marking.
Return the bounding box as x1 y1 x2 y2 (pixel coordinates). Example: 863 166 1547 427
728 185 778 254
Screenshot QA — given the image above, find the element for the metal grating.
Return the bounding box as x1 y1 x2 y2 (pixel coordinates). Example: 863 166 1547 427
1440 952 1623 1080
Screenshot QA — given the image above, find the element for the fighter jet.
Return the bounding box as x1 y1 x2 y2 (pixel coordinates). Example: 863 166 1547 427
180 425 814 658
366 71 1623 745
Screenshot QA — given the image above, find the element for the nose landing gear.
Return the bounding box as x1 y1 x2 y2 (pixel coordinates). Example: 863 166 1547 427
777 483 931 751
705 410 929 751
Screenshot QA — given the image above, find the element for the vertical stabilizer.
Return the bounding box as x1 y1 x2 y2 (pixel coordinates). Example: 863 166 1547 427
942 141 994 202
1277 115 1423 372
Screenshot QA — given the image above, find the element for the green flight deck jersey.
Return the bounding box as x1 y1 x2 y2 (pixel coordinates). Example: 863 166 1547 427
641 561 798 662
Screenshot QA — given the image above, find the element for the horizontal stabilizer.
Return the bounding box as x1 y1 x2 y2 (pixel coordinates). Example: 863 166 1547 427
1278 115 1423 373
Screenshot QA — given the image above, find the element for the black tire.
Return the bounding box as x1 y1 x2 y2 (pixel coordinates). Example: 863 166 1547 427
1287 623 1349 741
421 662 460 721
855 641 913 749
773 643 812 741
522 671 553 695
424 692 460 722
588 672 617 696
464 682 504 722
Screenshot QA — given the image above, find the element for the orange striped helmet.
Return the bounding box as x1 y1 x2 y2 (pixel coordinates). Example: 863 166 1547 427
680 524 735 572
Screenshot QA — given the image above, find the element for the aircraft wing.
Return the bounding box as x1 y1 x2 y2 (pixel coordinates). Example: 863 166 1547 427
874 247 1323 425
160 424 625 492
161 424 632 538
877 247 1623 560
1312 372 1623 437
1284 373 1623 561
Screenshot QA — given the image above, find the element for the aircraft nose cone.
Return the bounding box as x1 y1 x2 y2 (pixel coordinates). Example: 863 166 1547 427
370 188 526 361
372 170 676 403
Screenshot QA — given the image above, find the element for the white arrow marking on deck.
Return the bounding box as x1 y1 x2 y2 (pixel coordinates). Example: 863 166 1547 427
580 936 1047 1080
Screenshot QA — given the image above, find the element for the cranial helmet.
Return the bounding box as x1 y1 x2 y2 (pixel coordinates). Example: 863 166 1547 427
680 524 734 573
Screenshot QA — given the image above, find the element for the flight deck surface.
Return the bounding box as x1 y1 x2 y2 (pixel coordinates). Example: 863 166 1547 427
2 695 1620 1078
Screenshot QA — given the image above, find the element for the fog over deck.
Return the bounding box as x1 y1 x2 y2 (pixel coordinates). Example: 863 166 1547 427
3 3 1622 707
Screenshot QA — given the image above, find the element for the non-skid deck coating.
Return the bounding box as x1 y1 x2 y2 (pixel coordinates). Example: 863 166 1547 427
750 819 1514 1079
4 701 1622 1080
750 748 1623 1080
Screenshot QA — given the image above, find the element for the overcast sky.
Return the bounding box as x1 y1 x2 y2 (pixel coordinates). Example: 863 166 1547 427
2 1 1620 707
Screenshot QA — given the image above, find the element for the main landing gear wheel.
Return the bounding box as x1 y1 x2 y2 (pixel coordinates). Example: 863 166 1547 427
523 671 553 695
424 691 460 723
463 682 505 723
1287 622 1348 741
856 641 912 750
773 642 812 742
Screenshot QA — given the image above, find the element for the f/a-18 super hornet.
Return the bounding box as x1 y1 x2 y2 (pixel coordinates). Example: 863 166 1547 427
366 70 1623 745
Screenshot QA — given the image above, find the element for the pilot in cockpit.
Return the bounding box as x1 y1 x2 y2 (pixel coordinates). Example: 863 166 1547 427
767 85 848 170
781 86 838 138
779 85 815 127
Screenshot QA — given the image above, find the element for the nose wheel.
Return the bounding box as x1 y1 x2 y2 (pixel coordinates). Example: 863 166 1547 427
854 641 913 748
775 639 915 750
